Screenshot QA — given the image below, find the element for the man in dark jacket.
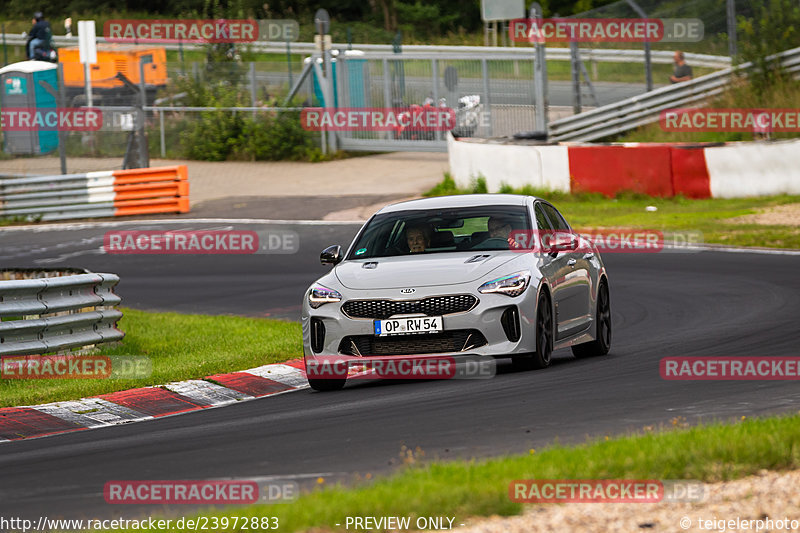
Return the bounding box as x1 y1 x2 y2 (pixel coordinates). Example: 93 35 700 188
27 12 52 59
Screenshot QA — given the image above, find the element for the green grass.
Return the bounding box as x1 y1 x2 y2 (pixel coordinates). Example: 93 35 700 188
107 413 800 532
424 175 800 249
0 308 302 408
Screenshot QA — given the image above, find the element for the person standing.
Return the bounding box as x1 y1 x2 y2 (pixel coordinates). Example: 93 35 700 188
670 50 693 83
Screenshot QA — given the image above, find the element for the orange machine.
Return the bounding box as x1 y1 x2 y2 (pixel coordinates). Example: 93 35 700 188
58 45 168 104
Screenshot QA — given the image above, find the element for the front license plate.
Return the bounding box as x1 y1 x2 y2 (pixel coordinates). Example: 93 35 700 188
374 316 443 336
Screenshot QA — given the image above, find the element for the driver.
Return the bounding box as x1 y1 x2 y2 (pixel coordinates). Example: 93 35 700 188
487 216 522 249
27 12 52 60
406 224 432 253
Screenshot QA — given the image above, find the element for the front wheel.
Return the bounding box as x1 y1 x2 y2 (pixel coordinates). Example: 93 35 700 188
572 280 611 358
512 291 553 371
307 377 346 391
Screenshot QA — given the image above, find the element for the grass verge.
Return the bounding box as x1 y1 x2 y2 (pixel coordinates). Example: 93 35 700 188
0 308 302 408
110 413 800 532
424 175 800 249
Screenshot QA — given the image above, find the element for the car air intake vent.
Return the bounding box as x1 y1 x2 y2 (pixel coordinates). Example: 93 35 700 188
342 295 478 320
465 254 491 263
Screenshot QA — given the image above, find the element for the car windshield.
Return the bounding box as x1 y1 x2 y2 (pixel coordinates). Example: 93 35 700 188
347 205 532 259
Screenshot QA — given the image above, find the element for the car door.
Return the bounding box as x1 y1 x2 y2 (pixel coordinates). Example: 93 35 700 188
533 202 571 340
539 202 593 338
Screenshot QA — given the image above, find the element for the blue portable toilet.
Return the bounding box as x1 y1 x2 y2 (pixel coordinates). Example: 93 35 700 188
0 61 60 155
310 50 369 107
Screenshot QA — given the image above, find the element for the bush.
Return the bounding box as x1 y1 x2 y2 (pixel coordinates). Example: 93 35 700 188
236 112 315 161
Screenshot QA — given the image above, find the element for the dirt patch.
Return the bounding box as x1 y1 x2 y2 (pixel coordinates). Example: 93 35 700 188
456 469 800 532
727 203 800 226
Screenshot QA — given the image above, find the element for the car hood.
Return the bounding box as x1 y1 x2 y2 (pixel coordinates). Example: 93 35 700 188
334 252 520 290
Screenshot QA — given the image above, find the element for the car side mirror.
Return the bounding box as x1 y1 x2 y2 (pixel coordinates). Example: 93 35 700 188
548 231 578 257
320 245 343 266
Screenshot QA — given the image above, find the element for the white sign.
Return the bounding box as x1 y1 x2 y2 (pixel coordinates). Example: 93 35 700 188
78 20 97 64
481 0 525 22
314 34 332 51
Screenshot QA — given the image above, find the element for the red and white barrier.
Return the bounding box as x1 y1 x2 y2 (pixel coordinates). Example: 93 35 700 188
448 134 800 198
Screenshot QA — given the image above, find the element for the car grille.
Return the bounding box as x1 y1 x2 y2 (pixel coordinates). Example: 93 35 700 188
342 295 478 320
338 329 487 356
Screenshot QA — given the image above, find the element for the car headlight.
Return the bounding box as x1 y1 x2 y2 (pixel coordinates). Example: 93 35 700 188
478 271 531 297
308 285 342 308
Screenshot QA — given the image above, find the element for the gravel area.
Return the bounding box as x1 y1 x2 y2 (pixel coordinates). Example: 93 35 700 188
456 469 800 533
728 203 800 226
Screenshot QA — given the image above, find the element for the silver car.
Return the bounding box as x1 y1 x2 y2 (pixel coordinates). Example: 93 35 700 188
301 194 611 391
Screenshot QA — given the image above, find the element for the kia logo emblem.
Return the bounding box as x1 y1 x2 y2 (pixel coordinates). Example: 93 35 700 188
400 288 415 294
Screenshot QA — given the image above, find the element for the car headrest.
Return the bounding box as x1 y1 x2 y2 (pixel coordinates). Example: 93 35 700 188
431 231 455 248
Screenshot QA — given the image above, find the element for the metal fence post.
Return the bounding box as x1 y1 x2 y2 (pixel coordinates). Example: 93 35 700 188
159 109 166 158
432 58 440 141
481 58 492 136
530 2 549 131
249 62 257 118
382 58 391 108
727 0 738 63
570 41 582 114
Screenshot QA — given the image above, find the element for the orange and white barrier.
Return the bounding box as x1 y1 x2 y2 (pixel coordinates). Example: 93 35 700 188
0 165 189 221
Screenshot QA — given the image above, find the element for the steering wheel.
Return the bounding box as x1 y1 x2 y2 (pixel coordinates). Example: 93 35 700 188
472 237 510 250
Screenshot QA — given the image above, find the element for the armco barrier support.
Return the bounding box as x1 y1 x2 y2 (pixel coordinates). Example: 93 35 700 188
568 145 674 197
0 165 189 221
449 137 800 199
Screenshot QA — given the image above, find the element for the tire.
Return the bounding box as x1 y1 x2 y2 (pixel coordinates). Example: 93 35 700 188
572 279 611 358
512 291 553 371
307 378 346 391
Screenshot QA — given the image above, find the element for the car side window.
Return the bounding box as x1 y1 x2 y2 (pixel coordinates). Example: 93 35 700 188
540 203 570 231
535 204 553 231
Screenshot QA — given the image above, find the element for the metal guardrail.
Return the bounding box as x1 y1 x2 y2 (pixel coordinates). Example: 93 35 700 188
0 270 123 356
548 46 800 142
0 34 732 68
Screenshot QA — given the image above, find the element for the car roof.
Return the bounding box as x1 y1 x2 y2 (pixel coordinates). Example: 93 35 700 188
377 194 541 214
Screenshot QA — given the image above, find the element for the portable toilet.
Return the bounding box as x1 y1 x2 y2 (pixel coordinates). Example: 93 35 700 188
309 50 369 107
0 61 60 155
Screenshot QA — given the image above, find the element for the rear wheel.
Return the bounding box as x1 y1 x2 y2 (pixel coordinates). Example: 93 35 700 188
572 279 611 358
512 291 553 371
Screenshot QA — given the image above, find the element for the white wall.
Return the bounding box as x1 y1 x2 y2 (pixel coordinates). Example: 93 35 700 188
447 134 571 193
706 140 800 198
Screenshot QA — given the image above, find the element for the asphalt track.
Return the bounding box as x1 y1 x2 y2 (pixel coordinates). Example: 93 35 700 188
1 220 800 522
